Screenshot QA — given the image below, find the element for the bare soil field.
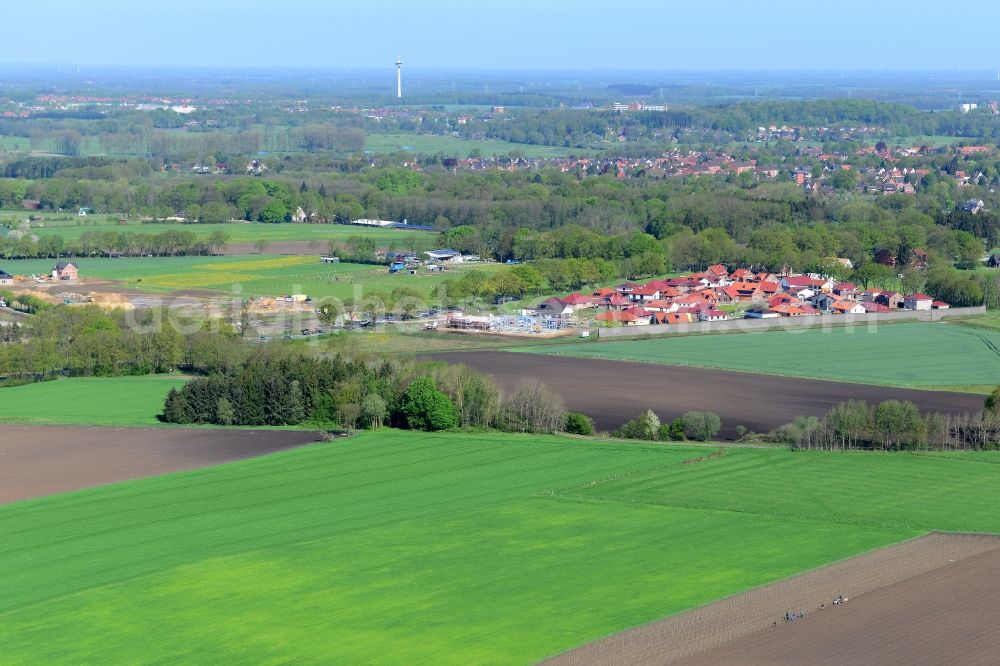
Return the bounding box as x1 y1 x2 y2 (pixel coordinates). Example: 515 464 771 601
545 533 1000 666
0 424 322 504
428 352 985 438
676 543 1000 666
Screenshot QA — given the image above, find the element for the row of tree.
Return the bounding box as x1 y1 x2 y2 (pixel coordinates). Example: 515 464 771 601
0 227 232 259
612 409 723 442
771 395 1000 451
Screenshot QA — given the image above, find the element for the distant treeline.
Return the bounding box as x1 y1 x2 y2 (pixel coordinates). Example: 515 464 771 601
451 100 1000 147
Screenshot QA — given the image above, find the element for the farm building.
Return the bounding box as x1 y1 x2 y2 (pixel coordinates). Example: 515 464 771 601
52 262 79 281
0 269 13 286
425 249 463 264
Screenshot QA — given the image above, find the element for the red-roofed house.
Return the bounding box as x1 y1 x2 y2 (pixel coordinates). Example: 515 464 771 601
600 293 631 310
875 291 904 309
561 293 594 310
697 307 729 322
595 310 643 325
536 298 575 318
932 300 950 310
629 284 661 302
757 281 780 296
706 264 728 279
831 301 866 315
644 299 677 313
903 293 933 311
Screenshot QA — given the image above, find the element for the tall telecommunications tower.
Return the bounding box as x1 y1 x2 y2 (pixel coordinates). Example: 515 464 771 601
396 56 403 98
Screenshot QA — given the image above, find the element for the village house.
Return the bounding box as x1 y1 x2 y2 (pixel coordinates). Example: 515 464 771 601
903 293 933 311
697 306 729 322
644 299 677 313
536 297 575 319
831 301 867 315
875 291 904 309
860 302 892 313
724 282 763 302
0 269 13 286
833 281 859 299
651 311 697 325
705 264 729 280
628 284 661 302
600 293 631 310
52 262 79 281
595 311 640 326
560 293 594 310
745 308 780 319
811 293 837 311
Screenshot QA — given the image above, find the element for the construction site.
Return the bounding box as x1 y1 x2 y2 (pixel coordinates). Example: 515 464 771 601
445 313 573 336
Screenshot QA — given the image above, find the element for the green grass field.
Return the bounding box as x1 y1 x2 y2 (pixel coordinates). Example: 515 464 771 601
365 132 584 158
0 375 186 426
11 431 987 663
517 322 1000 391
0 255 502 300
1 213 434 248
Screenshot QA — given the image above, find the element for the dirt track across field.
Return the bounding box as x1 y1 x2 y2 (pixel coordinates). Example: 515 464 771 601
544 533 1000 666
0 425 321 504
428 351 986 438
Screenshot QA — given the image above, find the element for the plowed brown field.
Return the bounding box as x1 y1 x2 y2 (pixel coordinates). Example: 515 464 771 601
544 533 1000 666
429 351 986 438
0 424 321 504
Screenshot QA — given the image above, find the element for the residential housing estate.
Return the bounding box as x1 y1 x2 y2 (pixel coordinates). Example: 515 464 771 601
537 264 949 327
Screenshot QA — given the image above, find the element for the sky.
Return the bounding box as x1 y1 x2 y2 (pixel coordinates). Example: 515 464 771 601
4 0 1000 71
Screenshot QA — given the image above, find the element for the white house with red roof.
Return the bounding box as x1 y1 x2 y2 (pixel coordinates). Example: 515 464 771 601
903 293 933 311
628 284 661 302
831 301 867 315
697 306 729 321
536 297 575 318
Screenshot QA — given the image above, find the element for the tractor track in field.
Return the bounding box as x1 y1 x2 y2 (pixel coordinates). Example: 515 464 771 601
544 532 1000 666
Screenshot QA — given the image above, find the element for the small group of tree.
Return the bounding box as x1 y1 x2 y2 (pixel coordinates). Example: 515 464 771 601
160 347 571 435
612 409 722 442
0 305 204 380
772 394 1000 451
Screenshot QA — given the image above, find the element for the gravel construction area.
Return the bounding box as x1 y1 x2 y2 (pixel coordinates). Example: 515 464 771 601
0 424 322 504
545 533 1000 666
428 351 986 438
